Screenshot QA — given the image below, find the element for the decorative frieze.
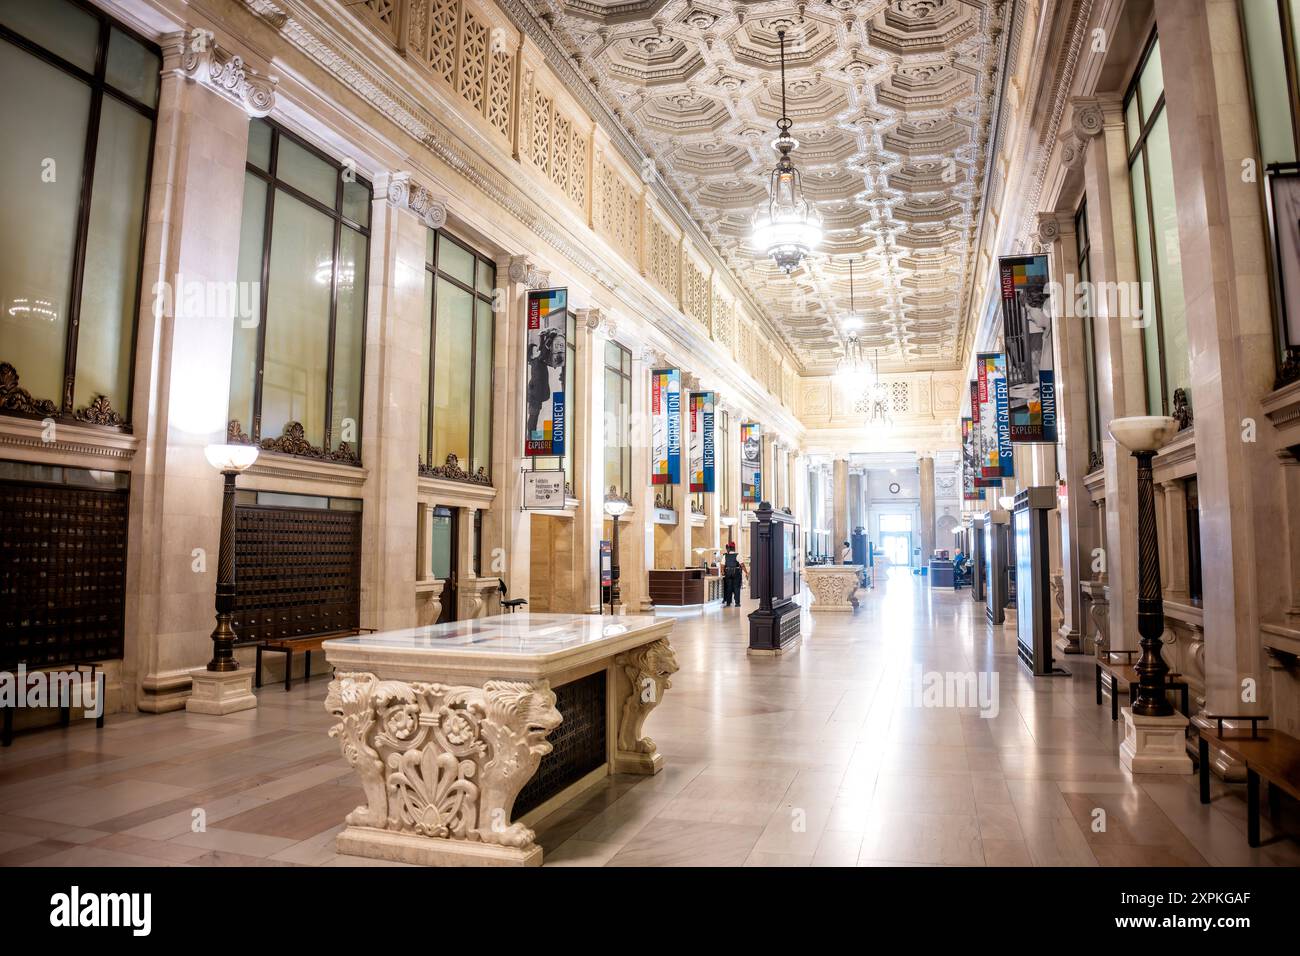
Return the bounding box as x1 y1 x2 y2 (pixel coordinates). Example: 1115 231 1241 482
228 419 360 464
168 29 275 117
419 453 491 485
0 362 57 417
73 395 126 428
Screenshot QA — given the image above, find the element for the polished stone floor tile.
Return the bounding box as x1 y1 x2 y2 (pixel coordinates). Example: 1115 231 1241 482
2 568 1297 868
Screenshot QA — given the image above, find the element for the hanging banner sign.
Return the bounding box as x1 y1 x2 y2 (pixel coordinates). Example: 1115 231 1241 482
740 422 762 504
523 288 567 457
999 254 1058 443
689 391 716 493
962 417 980 500
651 368 681 485
977 352 1014 479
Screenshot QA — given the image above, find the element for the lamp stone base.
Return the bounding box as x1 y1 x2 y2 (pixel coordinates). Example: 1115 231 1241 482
186 667 257 715
1119 707 1192 774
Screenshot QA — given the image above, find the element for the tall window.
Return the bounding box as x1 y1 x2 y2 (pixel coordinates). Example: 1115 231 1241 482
229 118 371 461
420 230 495 476
603 340 631 497
1241 0 1300 377
530 308 574 492
0 0 158 426
1124 34 1190 418
1075 201 1103 469
717 409 731 513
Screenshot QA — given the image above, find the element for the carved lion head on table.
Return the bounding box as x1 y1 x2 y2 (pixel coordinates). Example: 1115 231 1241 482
480 680 563 755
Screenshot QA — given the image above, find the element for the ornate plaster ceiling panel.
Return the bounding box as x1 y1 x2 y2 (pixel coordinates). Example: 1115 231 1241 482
530 0 1008 372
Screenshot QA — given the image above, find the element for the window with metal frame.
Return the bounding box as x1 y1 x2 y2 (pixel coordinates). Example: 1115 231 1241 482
228 117 372 463
0 0 158 429
420 229 495 479
603 340 631 499
1074 201 1103 470
1123 33 1191 420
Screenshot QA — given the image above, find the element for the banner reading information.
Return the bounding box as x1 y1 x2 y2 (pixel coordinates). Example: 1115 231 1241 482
651 368 681 485
740 422 762 504
523 288 567 456
689 391 715 493
999 254 1058 443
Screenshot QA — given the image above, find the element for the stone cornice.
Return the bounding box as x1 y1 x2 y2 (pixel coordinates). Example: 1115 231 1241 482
0 416 138 463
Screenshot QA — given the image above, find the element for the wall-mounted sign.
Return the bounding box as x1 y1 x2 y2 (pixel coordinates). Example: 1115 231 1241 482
651 368 681 485
999 254 1058 443
740 422 762 504
689 391 715 493
523 469 566 509
524 288 567 457
652 508 678 525
976 352 1014 479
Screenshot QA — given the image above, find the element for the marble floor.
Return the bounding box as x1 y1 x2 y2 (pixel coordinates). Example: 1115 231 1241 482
1 569 1296 867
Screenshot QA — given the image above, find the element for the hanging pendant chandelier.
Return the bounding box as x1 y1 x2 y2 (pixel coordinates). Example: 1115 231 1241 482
751 28 821 274
865 349 893 428
834 258 870 389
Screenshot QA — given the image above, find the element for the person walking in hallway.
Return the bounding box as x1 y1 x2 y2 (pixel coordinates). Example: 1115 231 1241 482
722 541 745 607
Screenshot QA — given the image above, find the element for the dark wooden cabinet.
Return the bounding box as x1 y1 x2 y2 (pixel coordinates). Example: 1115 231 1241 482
648 569 720 606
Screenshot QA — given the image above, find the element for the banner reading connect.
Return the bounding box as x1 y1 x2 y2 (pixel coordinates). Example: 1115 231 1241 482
689 391 715 493
523 288 567 456
999 254 1058 443
651 368 681 485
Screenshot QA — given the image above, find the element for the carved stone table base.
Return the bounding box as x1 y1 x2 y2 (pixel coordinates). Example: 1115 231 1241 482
323 614 676 866
804 565 862 612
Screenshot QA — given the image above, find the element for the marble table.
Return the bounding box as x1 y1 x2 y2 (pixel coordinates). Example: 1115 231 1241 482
803 565 863 612
322 613 677 866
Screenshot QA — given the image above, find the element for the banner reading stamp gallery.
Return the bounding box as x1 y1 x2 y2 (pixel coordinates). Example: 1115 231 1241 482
651 368 681 485
523 288 567 457
999 254 1058 443
689 391 716 493
976 353 1014 479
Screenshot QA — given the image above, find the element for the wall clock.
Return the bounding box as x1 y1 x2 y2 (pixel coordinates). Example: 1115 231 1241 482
889 482 901 495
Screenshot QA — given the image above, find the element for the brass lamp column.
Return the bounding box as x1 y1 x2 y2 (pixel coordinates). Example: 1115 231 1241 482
1108 417 1178 716
203 443 260 671
604 491 630 613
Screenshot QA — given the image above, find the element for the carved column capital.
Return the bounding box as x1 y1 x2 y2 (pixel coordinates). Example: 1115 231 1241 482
383 172 448 229
508 255 549 289
166 29 276 117
1035 212 1064 247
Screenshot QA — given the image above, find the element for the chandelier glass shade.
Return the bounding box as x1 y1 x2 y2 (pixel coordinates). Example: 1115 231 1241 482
751 30 820 273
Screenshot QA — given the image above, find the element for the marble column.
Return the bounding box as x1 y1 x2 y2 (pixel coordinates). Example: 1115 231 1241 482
1156 0 1280 712
575 308 607 612
359 175 429 633
483 255 541 613
629 347 653 610
128 38 264 712
1038 209 1094 653
919 454 936 562
832 457 849 555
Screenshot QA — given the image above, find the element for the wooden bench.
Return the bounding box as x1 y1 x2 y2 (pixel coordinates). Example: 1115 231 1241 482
255 629 375 692
2 663 105 747
1198 714 1299 847
1094 649 1189 721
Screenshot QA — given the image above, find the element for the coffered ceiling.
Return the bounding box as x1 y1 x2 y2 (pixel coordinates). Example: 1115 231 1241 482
526 0 1009 373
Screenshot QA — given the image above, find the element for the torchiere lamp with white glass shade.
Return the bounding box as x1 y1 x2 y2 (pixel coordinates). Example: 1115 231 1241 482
202 442 259 672
1108 415 1179 717
603 491 630 612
